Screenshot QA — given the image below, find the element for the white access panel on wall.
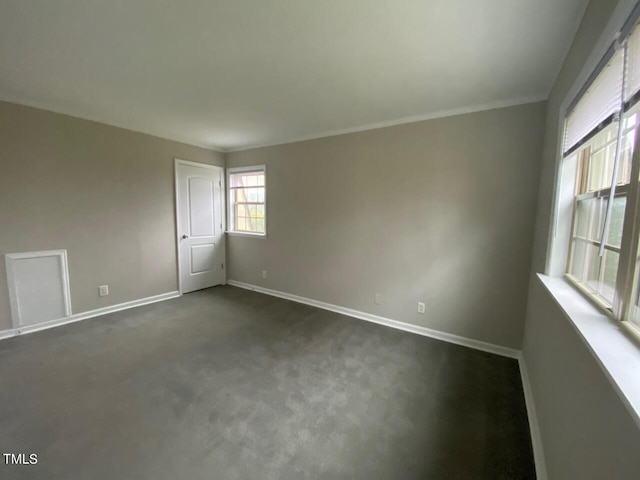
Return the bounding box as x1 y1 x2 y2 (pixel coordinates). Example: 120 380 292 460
5 250 72 328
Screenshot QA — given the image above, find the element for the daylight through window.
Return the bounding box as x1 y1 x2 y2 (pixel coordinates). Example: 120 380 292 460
564 16 640 331
228 166 266 235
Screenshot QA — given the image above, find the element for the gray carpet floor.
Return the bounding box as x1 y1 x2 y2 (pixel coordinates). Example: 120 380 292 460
0 286 535 479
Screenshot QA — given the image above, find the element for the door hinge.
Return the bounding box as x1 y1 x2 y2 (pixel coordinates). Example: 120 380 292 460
221 263 224 270
219 180 221 187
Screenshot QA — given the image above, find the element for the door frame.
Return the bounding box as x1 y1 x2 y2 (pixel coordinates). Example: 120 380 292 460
174 158 226 295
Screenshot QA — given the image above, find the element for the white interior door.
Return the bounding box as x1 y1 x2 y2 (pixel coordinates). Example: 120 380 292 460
175 160 225 294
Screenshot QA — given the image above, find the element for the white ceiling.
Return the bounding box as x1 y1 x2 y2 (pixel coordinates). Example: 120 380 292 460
0 0 587 151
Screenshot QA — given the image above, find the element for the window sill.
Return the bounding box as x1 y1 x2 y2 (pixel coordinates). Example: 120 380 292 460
225 231 266 239
538 274 640 429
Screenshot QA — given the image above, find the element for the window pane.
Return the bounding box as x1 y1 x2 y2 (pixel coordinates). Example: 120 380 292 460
233 205 265 234
574 197 606 241
230 171 265 188
588 148 605 191
230 168 266 234
590 198 606 241
569 195 622 308
249 204 265 233
618 124 636 185
587 137 617 192
584 244 602 293
574 199 592 238
233 188 248 202
235 203 248 218
236 216 248 231
599 250 619 304
570 123 618 196
605 142 617 184
572 242 619 307
233 187 265 205
570 240 586 280
606 195 626 248
590 123 618 151
229 173 246 188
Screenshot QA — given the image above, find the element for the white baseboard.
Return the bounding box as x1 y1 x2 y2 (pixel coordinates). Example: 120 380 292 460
227 279 520 359
228 279 547 474
518 354 548 480
0 279 545 479
0 290 180 341
0 328 18 341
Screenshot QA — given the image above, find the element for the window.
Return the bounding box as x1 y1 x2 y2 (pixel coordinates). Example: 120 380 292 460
563 14 640 331
566 116 635 306
227 166 266 236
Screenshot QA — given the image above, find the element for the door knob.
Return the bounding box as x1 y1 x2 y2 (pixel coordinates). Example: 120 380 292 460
182 234 189 239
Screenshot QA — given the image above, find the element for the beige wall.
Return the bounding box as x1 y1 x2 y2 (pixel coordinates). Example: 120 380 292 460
227 102 546 349
525 279 640 478
523 0 640 478
0 101 223 332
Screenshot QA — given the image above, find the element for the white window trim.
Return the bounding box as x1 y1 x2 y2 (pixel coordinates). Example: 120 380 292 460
226 165 267 238
553 2 640 324
537 274 640 430
544 0 640 435
564 121 637 314
548 0 640 277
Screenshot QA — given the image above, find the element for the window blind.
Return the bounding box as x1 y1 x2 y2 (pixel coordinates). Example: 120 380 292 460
626 24 640 104
564 48 624 154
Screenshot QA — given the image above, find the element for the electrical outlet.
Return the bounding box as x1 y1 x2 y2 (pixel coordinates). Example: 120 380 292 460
417 302 425 314
262 270 267 279
374 293 382 305
99 285 109 297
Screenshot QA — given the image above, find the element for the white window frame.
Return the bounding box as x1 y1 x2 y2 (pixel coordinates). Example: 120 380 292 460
549 0 639 275
226 165 267 238
549 0 640 332
563 75 640 326
540 0 640 432
564 119 637 313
